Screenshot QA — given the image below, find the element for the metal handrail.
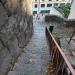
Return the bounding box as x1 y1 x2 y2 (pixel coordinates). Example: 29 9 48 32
45 27 75 75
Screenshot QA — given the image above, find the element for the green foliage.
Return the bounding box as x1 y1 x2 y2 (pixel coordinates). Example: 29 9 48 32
59 4 71 18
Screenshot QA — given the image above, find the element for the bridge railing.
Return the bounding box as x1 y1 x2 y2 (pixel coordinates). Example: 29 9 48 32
45 27 75 75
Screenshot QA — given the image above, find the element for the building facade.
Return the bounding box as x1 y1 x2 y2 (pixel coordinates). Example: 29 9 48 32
32 0 72 14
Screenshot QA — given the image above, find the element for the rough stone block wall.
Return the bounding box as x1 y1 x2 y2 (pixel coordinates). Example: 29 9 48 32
45 15 75 27
0 1 33 75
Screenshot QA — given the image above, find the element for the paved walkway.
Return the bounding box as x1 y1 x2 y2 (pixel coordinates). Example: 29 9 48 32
8 20 55 75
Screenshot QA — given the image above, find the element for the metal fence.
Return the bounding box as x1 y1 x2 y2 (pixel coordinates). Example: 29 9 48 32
45 27 75 75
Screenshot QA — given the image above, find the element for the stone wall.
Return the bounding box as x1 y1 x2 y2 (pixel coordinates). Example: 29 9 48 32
0 1 33 75
45 15 75 27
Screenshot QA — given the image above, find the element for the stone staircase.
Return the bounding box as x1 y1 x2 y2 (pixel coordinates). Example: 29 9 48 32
8 20 56 75
8 60 56 75
8 62 56 75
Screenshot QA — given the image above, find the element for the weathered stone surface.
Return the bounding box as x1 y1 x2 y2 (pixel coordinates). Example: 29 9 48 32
0 1 33 75
1 0 32 16
0 3 8 26
1 0 21 15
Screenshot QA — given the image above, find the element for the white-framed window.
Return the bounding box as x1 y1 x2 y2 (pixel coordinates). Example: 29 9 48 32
41 4 45 7
33 11 37 14
35 0 37 2
34 4 37 8
54 3 58 6
49 0 52 1
47 4 52 7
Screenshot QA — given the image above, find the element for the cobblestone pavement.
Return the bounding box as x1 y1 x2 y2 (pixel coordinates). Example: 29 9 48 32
8 19 55 75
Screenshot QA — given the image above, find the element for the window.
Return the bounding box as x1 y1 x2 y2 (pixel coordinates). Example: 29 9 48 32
47 4 52 7
60 3 65 6
35 4 37 8
49 0 52 1
33 11 37 14
35 0 37 1
54 3 58 6
41 4 45 7
40 10 50 13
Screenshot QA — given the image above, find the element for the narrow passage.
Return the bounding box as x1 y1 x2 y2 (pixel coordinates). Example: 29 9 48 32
8 19 56 75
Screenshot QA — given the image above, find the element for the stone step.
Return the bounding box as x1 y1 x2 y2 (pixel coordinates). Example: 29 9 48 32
13 63 41 72
18 56 50 65
8 71 41 75
20 53 41 59
17 56 42 65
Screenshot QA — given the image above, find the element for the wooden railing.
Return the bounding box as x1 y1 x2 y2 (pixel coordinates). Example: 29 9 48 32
45 27 75 75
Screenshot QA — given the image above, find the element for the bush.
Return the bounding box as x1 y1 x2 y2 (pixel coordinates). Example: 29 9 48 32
59 4 71 18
